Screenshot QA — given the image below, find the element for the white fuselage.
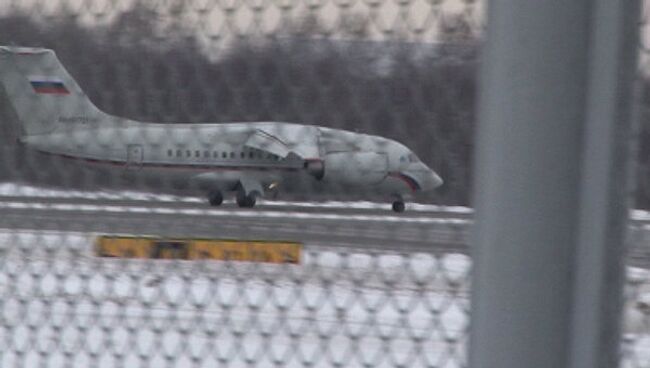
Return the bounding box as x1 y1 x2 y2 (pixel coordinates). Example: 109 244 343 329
22 121 441 200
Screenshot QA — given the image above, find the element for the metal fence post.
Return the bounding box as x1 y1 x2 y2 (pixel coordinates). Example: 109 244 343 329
568 0 640 366
469 0 639 367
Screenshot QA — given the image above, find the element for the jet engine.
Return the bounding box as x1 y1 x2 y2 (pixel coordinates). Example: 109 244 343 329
305 152 388 185
304 160 325 180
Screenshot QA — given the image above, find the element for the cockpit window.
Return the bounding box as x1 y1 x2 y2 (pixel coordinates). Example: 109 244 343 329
408 153 418 163
400 155 408 163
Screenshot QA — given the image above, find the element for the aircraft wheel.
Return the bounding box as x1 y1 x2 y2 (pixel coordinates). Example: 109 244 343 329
392 201 406 213
236 192 257 208
208 191 223 206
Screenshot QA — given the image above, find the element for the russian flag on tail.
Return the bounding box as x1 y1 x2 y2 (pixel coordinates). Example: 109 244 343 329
28 76 69 95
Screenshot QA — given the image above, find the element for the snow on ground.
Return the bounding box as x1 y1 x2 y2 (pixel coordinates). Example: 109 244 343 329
0 230 470 368
0 182 474 214
633 209 650 221
0 182 200 203
6 182 650 219
0 200 471 225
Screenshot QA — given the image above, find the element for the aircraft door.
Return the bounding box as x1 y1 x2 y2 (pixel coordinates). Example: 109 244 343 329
126 144 143 168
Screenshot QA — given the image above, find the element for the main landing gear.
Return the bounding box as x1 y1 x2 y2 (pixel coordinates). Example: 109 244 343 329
236 190 257 208
208 191 223 206
206 186 259 209
392 200 406 213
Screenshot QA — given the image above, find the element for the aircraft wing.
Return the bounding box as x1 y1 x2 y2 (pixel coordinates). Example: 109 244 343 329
244 129 292 157
244 127 320 159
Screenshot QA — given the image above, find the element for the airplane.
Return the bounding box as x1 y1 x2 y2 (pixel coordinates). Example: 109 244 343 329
0 46 443 212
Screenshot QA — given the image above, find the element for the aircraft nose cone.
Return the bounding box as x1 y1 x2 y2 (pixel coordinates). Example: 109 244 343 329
417 170 443 191
406 163 443 192
431 171 444 189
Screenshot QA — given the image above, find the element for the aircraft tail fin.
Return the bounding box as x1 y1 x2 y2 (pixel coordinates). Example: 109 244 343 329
0 46 107 137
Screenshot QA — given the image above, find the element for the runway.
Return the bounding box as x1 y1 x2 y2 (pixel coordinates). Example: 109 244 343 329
1 187 649 266
0 194 470 255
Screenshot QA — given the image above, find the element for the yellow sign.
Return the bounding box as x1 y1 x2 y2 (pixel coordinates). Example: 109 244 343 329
95 235 301 264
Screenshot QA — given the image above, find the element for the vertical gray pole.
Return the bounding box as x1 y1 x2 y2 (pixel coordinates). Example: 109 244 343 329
469 0 639 367
569 0 640 367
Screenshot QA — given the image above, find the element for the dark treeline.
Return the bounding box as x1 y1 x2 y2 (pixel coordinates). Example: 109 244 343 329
5 9 646 208
636 82 650 209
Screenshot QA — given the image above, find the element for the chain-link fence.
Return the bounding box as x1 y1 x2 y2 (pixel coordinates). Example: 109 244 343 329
0 0 648 367
0 230 472 367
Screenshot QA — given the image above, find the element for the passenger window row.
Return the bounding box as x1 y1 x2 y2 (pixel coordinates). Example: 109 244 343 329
166 149 281 161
